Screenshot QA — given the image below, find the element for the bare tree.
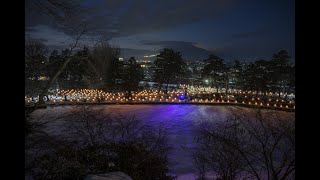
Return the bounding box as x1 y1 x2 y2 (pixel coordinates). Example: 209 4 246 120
61 106 169 151
25 106 172 179
60 106 112 146
25 0 80 24
25 37 49 97
89 42 121 90
26 0 114 106
190 108 295 180
25 110 65 177
36 26 86 106
191 120 246 180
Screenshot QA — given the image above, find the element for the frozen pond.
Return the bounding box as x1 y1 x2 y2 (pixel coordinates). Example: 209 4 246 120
32 104 292 179
98 105 231 179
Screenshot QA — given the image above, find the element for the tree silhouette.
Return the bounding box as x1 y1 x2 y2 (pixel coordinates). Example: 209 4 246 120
153 48 186 93
25 38 49 97
25 38 48 80
90 42 121 90
270 50 291 95
201 54 226 92
121 57 144 97
242 60 271 94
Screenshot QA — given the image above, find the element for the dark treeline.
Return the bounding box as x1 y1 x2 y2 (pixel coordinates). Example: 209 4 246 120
25 38 144 98
191 50 295 96
25 37 295 99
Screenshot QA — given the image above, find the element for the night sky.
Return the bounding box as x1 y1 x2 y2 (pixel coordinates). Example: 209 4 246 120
25 0 295 62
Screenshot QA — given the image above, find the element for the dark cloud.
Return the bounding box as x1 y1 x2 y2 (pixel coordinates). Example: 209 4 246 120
114 0 236 37
207 44 292 61
25 0 294 61
140 40 194 47
120 48 158 59
25 0 236 38
25 25 72 46
137 39 285 62
33 38 48 43
230 30 269 39
140 40 213 60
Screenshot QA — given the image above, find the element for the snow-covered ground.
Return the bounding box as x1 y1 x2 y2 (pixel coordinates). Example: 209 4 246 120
31 105 293 179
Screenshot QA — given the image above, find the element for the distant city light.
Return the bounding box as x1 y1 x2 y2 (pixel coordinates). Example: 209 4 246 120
38 76 49 81
143 53 159 58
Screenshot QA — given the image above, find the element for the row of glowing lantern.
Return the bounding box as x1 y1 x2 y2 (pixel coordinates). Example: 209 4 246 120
57 88 295 98
185 89 293 97
26 98 295 109
26 93 295 102
179 85 294 96
57 89 106 97
25 89 295 108
190 99 294 109
25 97 295 109
45 97 295 107
26 96 294 105
26 89 295 103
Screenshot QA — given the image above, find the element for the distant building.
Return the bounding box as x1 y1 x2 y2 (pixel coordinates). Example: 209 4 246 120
137 60 153 81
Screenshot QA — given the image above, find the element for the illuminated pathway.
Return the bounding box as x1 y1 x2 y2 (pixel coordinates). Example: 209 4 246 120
25 85 295 111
